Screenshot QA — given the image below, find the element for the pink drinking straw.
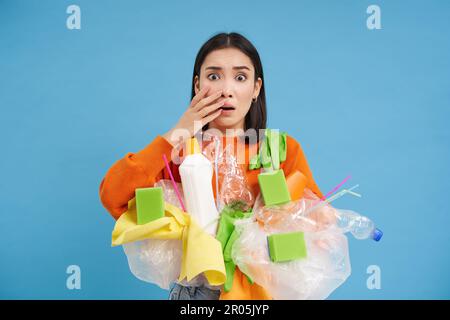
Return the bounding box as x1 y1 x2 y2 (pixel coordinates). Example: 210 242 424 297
320 174 352 201
162 154 186 212
311 174 352 208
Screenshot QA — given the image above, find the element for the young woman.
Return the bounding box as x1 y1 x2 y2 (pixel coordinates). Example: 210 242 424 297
99 32 323 300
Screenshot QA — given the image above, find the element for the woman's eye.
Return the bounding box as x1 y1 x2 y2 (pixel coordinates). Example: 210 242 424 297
236 74 247 81
207 74 220 80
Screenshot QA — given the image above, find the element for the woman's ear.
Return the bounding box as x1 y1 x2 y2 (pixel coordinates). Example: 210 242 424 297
253 77 262 99
194 75 200 95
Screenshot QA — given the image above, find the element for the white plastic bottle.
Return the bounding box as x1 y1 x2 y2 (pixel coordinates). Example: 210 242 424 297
179 137 219 236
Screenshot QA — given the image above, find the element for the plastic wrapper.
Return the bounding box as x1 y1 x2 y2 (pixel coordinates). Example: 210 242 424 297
122 179 223 290
123 238 183 290
200 133 254 212
253 188 339 234
121 180 183 290
231 188 377 299
209 139 254 212
232 218 350 299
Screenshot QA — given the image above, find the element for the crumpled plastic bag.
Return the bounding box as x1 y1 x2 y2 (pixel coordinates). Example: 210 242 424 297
123 238 183 290
121 180 184 290
253 188 338 234
202 135 255 212
216 144 254 212
232 218 350 300
121 179 224 290
231 189 353 299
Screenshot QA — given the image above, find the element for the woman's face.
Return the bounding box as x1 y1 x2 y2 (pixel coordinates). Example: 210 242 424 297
194 47 262 133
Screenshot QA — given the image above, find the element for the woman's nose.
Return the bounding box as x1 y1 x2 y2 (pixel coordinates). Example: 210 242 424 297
221 86 233 98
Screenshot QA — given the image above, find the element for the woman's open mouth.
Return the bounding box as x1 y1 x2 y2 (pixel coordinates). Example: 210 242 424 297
219 104 236 115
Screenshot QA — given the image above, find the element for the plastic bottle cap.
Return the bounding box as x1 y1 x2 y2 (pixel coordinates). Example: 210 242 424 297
186 137 201 155
372 228 383 242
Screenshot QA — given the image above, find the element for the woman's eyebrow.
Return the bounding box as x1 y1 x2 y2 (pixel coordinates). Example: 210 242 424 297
205 65 251 71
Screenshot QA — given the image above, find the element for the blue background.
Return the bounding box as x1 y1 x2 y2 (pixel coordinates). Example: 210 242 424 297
1 0 449 299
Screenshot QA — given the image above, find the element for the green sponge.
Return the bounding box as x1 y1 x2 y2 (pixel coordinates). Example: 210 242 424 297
136 187 164 225
267 231 307 262
258 169 291 206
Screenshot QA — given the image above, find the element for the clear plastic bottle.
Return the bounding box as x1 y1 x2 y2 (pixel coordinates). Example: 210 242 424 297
335 209 383 241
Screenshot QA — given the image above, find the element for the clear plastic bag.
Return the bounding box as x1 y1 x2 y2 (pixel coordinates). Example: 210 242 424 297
199 132 254 212
122 179 222 290
231 217 351 299
216 144 254 212
123 238 183 290
231 188 378 299
121 180 185 290
253 188 339 234
154 179 185 208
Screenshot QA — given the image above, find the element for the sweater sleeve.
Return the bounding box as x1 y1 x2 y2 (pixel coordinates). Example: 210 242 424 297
282 135 324 199
99 135 180 220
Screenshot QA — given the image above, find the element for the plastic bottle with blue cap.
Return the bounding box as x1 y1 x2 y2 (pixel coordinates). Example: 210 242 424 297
335 209 383 241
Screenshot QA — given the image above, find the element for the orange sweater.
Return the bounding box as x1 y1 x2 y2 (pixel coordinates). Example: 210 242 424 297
99 134 323 298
